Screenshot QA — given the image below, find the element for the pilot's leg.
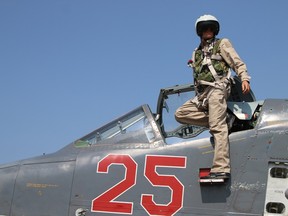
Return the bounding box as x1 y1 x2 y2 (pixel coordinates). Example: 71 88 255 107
175 99 209 128
208 88 230 174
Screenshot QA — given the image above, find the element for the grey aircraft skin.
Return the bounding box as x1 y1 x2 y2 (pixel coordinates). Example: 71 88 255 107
0 77 288 216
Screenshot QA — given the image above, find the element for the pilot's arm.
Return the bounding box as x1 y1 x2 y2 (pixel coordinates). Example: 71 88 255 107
219 38 251 94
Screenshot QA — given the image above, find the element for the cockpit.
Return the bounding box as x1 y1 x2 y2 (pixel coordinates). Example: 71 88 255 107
156 76 261 142
73 76 262 148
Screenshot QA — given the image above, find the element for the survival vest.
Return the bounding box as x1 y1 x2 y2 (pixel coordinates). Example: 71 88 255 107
192 38 230 83
188 38 232 109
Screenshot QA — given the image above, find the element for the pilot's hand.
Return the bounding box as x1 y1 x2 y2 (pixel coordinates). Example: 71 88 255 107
242 80 250 94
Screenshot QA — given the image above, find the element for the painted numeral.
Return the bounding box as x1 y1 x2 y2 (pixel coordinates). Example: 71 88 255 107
91 154 137 214
141 155 186 216
91 154 186 215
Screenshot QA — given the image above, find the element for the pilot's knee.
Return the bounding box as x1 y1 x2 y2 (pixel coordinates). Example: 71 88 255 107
175 110 185 124
175 116 182 124
174 112 181 122
174 109 181 120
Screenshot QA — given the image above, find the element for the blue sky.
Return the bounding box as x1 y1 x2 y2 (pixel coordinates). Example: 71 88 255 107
0 1 287 164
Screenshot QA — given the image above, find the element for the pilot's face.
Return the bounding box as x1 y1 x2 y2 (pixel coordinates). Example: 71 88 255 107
201 27 214 40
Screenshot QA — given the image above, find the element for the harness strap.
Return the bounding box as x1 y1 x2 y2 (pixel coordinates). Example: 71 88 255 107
211 54 223 61
191 86 212 109
190 39 232 109
193 70 232 109
198 69 231 89
198 69 231 90
205 55 221 81
191 47 197 64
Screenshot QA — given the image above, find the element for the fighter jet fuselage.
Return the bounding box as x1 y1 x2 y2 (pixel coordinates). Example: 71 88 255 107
0 78 287 216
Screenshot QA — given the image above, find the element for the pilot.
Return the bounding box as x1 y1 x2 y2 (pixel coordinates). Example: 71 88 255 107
175 14 251 179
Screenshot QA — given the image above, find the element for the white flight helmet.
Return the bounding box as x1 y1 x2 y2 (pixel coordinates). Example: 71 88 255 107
195 14 220 37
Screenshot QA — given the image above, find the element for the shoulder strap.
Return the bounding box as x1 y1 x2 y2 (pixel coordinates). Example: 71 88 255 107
213 38 222 54
191 44 201 63
211 38 223 60
191 48 197 63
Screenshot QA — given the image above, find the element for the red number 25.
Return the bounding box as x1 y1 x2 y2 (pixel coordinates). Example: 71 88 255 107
91 154 186 216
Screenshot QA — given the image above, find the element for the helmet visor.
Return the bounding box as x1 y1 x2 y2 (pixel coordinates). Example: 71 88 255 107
197 21 219 36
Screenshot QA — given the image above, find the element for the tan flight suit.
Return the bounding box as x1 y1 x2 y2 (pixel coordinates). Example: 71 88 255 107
175 38 251 174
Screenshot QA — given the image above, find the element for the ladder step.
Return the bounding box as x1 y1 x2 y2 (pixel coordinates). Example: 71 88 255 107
199 178 225 183
198 168 226 184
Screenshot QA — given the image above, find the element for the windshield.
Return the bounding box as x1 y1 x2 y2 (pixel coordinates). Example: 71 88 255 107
76 105 161 146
